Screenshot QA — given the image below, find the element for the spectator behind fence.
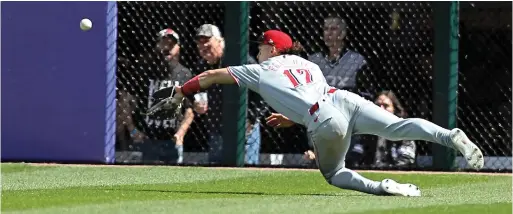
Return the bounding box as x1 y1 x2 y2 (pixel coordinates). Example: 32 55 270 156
129 28 194 164
116 86 146 151
303 90 417 168
305 15 373 159
308 15 371 96
245 110 261 165
192 24 261 164
370 91 417 168
116 57 147 160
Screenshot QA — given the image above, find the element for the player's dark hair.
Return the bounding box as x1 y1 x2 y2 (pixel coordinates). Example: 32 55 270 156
376 90 408 118
280 41 307 57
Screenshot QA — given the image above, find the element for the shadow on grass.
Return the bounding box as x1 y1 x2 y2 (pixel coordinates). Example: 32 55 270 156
107 188 368 197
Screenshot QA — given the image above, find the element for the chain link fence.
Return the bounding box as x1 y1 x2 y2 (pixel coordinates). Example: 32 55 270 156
457 2 512 171
115 1 511 171
116 2 225 164
251 2 436 169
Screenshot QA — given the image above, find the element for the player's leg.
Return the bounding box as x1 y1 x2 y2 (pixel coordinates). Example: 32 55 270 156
306 98 383 195
308 91 421 196
330 169 421 197
309 100 418 196
310 127 385 195
312 129 420 196
352 101 484 169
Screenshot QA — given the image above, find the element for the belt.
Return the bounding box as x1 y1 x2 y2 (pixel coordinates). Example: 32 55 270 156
309 88 337 115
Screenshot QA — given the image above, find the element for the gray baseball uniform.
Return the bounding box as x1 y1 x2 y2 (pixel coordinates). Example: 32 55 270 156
228 55 455 195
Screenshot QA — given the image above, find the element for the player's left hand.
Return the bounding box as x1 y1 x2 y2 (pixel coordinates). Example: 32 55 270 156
265 113 295 128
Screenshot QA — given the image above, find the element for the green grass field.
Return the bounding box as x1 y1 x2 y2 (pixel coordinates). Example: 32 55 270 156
1 163 511 214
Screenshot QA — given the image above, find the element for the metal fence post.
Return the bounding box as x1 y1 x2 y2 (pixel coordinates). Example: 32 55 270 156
221 2 249 167
432 1 459 170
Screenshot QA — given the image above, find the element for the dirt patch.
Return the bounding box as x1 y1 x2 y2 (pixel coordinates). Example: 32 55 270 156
24 163 511 176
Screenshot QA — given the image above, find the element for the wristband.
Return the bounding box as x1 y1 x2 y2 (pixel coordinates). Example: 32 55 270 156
182 75 201 96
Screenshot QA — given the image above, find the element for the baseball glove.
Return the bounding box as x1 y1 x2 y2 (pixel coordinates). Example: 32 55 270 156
145 85 184 119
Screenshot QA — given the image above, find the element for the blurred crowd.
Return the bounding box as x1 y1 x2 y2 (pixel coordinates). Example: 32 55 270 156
115 14 419 169
117 23 262 165
115 2 511 169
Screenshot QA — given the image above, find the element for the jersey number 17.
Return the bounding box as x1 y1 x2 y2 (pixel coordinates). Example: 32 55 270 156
283 69 313 87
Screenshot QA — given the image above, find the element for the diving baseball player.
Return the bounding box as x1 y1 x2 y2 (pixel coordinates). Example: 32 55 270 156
153 30 484 197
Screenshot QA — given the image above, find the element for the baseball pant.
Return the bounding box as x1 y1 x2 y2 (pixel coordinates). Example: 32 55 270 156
306 90 454 195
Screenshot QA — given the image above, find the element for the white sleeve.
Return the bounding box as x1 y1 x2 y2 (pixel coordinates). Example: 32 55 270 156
227 64 262 92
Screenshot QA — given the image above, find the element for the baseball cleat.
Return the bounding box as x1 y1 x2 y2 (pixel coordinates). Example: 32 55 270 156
450 128 484 170
380 179 421 197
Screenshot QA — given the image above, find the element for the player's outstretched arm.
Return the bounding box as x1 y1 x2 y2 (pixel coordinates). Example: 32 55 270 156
198 68 237 87
177 68 235 97
146 68 237 117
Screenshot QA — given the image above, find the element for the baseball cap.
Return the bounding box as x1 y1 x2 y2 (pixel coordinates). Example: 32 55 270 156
258 30 293 51
157 28 180 44
196 24 222 38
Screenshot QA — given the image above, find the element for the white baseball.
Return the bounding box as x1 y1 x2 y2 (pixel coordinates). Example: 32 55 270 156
80 18 92 31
